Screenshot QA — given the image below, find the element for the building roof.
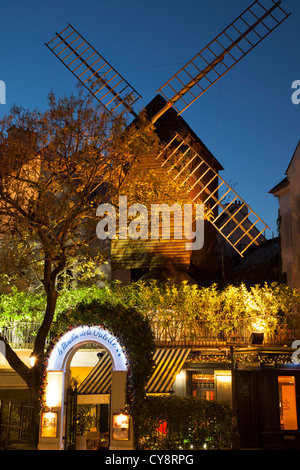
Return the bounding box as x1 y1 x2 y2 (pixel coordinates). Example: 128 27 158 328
269 176 289 196
141 94 224 172
286 139 300 174
269 140 300 196
233 237 279 272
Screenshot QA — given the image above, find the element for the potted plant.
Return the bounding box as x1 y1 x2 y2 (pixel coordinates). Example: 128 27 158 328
76 405 93 450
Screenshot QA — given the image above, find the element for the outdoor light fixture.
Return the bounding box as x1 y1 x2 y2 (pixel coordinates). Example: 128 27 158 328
45 371 63 408
112 412 130 441
249 332 264 345
176 370 185 381
29 352 36 367
217 374 231 383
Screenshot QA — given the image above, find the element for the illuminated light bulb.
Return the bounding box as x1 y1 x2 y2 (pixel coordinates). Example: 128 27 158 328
29 353 36 367
176 370 185 380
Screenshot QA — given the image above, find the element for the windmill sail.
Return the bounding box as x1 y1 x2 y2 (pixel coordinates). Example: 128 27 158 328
155 0 290 119
156 133 269 256
46 23 141 119
45 0 288 257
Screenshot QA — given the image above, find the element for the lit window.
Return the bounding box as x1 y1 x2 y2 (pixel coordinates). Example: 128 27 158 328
278 376 298 430
191 372 215 400
192 373 214 386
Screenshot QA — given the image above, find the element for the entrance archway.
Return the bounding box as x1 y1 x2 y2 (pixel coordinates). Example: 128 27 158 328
38 325 132 450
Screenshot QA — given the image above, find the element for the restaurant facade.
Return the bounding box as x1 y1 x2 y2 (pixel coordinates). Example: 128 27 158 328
1 318 300 450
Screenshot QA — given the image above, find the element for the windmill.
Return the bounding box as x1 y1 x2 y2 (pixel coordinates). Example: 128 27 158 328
45 0 290 260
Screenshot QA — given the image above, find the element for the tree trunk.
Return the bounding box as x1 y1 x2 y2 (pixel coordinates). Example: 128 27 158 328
1 287 59 447
0 254 63 447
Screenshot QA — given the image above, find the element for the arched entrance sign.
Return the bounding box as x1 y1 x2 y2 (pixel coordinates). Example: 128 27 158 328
38 325 132 451
47 325 127 372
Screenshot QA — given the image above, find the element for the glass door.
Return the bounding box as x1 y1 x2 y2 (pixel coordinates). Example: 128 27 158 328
278 376 298 431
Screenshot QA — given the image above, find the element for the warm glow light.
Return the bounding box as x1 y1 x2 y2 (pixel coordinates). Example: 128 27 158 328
217 375 231 383
112 412 130 440
251 318 266 333
45 371 63 408
29 353 36 367
176 370 185 380
278 376 298 430
41 411 58 438
114 413 129 429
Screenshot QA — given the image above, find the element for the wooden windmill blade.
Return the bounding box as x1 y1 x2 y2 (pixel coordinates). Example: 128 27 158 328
45 23 142 119
156 133 269 257
154 0 290 120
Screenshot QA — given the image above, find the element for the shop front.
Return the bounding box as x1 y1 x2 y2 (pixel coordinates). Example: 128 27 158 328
38 325 133 451
236 365 300 450
172 352 300 450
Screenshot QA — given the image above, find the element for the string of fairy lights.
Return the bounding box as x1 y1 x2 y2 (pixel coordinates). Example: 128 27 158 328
186 351 294 366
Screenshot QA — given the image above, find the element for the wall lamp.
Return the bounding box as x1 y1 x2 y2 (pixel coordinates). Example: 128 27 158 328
249 332 264 345
29 352 36 367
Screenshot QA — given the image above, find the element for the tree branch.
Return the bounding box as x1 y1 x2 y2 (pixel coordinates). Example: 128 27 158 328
0 335 31 387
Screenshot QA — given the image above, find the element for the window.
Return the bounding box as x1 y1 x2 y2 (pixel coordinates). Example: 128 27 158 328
191 372 215 400
278 376 298 430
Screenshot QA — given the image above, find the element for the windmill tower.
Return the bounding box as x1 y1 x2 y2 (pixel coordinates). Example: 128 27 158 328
45 0 290 282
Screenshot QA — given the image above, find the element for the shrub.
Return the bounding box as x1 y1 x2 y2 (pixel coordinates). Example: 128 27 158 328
137 395 232 450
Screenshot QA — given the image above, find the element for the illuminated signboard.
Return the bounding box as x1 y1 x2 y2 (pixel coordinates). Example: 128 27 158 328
41 411 58 438
47 325 127 372
112 413 130 441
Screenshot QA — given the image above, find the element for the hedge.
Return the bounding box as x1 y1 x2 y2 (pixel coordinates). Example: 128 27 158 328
137 395 232 450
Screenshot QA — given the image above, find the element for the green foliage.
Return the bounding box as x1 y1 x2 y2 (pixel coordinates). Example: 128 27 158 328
76 405 94 436
1 281 300 340
49 295 156 410
0 287 46 325
112 280 300 340
0 285 105 327
47 293 156 446
137 395 232 450
2 279 299 448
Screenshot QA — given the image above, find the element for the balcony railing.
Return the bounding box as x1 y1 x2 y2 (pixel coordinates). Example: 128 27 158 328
0 322 51 350
1 317 299 350
151 318 299 347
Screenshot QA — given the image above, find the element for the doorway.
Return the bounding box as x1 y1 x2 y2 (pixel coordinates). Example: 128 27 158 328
38 325 132 450
65 344 112 450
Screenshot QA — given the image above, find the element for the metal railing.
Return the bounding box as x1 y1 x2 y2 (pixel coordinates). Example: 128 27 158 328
1 317 299 350
0 322 51 349
150 315 300 347
0 399 35 450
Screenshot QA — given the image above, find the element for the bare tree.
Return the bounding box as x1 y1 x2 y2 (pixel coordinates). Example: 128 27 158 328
0 89 163 438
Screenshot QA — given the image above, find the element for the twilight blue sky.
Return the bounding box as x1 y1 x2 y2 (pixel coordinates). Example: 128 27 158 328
0 0 299 238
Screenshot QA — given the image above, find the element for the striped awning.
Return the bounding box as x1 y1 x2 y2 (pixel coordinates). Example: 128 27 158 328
78 352 112 395
146 348 190 394
77 348 190 395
